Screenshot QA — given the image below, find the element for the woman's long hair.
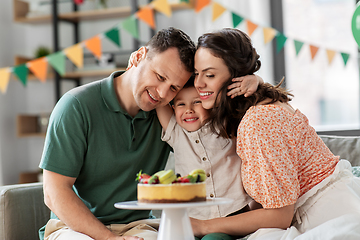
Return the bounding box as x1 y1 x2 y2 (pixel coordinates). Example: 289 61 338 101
197 28 293 138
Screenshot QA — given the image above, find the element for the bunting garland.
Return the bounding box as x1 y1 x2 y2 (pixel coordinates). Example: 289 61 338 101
64 44 84 69
0 68 11 93
309 45 319 60
326 49 336 64
212 2 226 21
136 6 156 29
263 27 277 45
13 64 28 86
247 20 258 37
47 52 66 76
28 57 48 82
232 12 243 28
294 40 304 56
0 0 354 94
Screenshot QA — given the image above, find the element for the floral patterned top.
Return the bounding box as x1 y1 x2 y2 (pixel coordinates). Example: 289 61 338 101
236 105 339 208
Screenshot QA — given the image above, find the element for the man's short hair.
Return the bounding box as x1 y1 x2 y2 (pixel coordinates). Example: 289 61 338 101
145 27 196 73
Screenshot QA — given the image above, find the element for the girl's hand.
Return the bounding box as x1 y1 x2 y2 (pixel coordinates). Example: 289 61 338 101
227 75 263 98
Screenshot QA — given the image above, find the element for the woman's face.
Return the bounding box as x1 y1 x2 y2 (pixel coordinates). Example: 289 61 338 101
194 47 231 110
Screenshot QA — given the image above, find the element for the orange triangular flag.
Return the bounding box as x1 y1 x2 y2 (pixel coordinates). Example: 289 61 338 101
0 67 11 93
85 35 102 60
326 49 336 64
28 57 48 82
195 0 210 12
152 0 172 17
137 6 156 29
64 43 84 69
247 20 258 37
212 2 226 21
309 45 319 60
263 27 277 44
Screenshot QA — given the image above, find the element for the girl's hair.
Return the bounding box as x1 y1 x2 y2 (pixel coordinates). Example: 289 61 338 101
197 28 293 138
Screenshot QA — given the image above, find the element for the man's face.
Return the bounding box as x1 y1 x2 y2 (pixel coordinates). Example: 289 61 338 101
132 47 192 112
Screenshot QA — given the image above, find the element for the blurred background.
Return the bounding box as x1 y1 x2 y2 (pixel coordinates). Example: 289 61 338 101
0 0 358 185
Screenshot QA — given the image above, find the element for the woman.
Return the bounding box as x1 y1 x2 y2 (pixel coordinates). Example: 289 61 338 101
191 28 360 240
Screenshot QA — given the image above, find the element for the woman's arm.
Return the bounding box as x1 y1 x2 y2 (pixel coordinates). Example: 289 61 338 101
191 204 294 237
227 74 264 98
156 104 174 131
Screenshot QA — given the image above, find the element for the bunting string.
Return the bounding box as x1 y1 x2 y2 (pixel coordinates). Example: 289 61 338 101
0 0 353 94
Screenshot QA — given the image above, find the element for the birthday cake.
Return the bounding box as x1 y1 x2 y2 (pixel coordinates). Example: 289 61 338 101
136 169 207 203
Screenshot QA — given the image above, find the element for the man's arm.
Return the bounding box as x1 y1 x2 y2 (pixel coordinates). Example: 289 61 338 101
43 170 142 240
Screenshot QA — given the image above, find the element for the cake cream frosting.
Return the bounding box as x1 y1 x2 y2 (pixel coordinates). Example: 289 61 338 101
137 182 206 203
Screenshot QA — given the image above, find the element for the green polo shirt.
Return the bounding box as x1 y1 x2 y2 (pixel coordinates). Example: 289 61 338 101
39 71 171 238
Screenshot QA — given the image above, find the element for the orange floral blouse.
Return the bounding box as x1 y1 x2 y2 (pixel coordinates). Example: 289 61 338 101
236 105 339 209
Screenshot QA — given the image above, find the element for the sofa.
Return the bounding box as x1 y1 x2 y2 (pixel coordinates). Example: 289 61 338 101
1 135 360 240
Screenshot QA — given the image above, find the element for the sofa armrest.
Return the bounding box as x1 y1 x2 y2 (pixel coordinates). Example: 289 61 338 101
0 182 50 240
319 135 360 167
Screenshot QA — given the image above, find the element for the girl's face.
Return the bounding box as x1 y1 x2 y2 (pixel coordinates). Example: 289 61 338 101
173 87 209 132
194 47 231 110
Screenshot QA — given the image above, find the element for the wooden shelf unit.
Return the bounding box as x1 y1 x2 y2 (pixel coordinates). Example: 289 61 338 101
16 114 46 137
13 0 194 138
13 0 194 24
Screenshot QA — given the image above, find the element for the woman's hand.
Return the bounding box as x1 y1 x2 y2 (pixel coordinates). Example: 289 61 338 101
227 75 263 98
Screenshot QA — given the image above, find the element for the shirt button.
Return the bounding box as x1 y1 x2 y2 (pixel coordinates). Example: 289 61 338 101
202 157 207 161
195 140 199 143
207 173 210 177
210 194 214 198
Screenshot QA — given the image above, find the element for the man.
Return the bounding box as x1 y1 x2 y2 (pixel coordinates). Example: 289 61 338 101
39 27 195 240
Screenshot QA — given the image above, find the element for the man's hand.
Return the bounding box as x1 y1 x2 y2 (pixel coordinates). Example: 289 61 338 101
227 74 263 98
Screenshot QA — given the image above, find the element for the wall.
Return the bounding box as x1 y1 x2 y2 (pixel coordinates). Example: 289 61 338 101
0 0 271 185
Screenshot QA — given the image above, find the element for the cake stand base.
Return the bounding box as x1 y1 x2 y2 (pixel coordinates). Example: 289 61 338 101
158 208 194 240
114 198 233 240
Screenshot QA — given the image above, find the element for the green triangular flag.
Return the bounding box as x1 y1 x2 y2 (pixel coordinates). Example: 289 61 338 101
180 0 189 3
47 52 66 76
13 64 28 86
275 33 287 53
340 52 350 66
122 16 139 39
105 28 121 47
232 12 244 28
294 40 304 56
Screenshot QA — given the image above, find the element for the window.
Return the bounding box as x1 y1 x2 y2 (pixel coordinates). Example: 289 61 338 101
283 0 359 131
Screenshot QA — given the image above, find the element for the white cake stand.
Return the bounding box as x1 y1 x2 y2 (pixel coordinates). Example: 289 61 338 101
114 198 233 240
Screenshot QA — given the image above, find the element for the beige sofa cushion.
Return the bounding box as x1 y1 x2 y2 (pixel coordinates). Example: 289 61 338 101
0 182 50 240
319 135 360 167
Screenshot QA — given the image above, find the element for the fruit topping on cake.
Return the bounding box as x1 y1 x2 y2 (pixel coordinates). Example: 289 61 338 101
136 169 206 184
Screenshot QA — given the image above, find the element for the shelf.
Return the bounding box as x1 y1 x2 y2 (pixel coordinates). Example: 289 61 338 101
16 114 48 137
63 68 125 78
13 1 194 24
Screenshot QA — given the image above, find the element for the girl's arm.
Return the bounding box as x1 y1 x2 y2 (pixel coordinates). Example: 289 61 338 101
227 74 264 98
191 203 294 237
156 104 174 131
